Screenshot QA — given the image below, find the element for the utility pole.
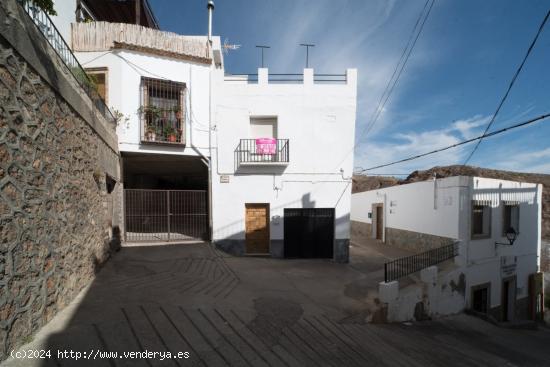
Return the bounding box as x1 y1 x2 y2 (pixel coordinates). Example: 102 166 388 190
255 45 270 68
300 43 315 68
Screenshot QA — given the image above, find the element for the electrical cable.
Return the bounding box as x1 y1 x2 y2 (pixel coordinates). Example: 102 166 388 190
329 0 436 173
357 113 550 172
360 0 435 140
462 8 550 165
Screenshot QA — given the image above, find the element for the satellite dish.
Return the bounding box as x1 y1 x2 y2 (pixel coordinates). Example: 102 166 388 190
223 38 241 55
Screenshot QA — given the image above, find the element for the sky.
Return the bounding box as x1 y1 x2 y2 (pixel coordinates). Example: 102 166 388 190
149 0 550 176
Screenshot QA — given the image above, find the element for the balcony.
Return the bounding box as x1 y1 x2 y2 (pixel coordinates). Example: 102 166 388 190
235 139 289 168
140 106 185 145
139 77 186 146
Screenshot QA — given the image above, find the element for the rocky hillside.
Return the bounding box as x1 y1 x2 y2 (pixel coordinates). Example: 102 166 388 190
353 165 550 240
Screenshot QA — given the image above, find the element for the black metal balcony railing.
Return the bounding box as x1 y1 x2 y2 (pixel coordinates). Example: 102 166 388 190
17 0 116 124
235 139 289 166
384 242 459 283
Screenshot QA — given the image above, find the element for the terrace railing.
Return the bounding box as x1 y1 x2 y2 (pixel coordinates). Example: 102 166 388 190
224 73 347 84
384 242 459 283
235 139 289 167
17 0 116 124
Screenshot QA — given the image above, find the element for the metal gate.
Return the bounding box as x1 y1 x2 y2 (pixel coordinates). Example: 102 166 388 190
124 189 208 242
284 208 334 258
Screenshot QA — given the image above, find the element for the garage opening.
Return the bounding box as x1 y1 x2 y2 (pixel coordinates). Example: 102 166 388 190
284 208 334 258
122 152 209 242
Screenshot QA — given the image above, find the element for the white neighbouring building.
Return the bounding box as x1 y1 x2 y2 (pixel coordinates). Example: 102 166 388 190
351 176 544 322
48 0 357 261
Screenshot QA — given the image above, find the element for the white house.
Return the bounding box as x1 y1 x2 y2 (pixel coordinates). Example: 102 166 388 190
48 0 358 261
212 69 357 261
351 176 544 322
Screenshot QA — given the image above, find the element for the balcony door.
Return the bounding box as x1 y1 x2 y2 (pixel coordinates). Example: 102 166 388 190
250 117 277 139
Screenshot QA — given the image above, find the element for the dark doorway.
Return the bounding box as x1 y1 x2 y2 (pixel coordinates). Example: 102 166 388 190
284 208 334 258
376 205 383 240
122 153 209 242
472 285 489 314
502 277 516 321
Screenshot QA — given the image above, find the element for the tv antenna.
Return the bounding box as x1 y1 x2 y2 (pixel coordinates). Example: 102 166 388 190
223 38 241 55
255 45 270 68
300 43 315 68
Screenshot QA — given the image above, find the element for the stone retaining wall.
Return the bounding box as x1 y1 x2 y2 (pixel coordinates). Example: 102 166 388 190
350 220 372 243
385 227 455 252
0 0 120 359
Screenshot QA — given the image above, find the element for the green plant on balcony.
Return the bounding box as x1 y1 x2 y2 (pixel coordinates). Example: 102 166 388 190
23 0 57 16
172 105 183 120
163 126 177 143
138 105 162 124
71 67 98 94
144 124 158 142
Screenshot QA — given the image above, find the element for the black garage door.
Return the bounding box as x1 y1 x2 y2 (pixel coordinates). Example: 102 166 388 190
284 208 334 258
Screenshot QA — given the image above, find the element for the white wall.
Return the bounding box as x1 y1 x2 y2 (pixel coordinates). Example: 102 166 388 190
463 177 541 310
351 176 465 239
356 176 542 319
212 68 357 241
75 49 213 157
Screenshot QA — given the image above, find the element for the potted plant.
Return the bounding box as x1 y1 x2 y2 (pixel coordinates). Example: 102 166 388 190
145 125 157 141
173 106 182 120
164 126 177 142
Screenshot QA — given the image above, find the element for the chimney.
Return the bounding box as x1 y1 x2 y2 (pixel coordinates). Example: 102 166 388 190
207 0 215 43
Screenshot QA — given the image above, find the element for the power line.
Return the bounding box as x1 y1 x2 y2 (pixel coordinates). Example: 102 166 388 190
358 113 550 172
360 0 435 141
462 8 550 165
330 0 436 173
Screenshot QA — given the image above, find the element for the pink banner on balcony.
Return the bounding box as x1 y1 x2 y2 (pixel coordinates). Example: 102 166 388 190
256 138 277 154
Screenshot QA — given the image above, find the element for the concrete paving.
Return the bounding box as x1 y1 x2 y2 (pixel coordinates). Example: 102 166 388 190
3 241 550 366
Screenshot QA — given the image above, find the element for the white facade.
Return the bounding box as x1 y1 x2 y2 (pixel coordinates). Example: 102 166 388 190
352 176 543 320
75 48 214 158
212 68 357 259
49 2 359 260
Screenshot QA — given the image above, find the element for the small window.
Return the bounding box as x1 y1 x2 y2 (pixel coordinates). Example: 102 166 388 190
503 204 519 235
85 68 108 104
471 203 491 239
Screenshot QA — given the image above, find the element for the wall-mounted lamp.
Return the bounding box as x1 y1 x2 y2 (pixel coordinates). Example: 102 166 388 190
495 227 517 248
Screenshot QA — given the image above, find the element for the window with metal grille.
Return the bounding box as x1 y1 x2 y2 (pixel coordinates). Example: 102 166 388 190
140 77 186 144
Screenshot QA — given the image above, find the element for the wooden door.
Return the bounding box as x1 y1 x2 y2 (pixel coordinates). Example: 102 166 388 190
376 205 383 240
245 204 270 254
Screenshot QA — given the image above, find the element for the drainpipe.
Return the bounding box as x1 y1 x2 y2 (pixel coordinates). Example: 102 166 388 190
207 0 215 242
433 172 438 210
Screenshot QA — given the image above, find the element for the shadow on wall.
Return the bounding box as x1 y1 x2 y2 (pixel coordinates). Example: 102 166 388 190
213 191 351 262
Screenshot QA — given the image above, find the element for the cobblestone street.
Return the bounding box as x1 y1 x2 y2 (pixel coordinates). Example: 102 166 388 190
3 242 550 367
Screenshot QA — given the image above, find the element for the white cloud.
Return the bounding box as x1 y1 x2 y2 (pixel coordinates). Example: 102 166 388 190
491 147 550 174
355 113 492 174
449 115 490 139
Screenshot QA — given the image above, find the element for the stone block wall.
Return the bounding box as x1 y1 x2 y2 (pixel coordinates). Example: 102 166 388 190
385 227 455 252
350 220 372 243
0 0 120 358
